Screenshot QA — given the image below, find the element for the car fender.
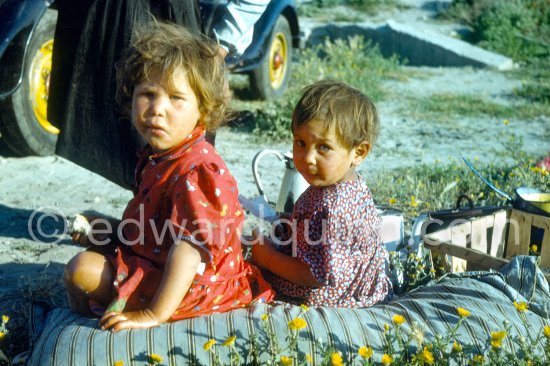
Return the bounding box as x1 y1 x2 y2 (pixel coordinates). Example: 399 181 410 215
0 0 54 99
227 0 300 73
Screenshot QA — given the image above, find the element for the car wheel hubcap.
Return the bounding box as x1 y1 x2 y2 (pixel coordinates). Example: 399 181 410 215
29 39 59 135
269 32 288 89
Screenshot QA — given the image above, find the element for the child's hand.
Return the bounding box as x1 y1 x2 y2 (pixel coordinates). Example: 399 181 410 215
70 214 119 247
99 309 159 332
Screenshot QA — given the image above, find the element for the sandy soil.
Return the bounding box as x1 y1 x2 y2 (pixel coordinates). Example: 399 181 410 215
0 0 549 355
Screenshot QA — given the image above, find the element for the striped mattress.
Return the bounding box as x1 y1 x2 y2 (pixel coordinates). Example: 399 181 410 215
27 256 550 365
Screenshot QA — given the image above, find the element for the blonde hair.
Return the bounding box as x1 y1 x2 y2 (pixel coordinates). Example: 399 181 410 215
116 21 228 131
291 80 380 150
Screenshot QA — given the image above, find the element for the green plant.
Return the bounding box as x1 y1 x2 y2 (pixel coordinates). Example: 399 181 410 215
369 132 548 228
475 1 543 61
298 0 398 18
201 302 550 364
203 305 312 365
443 0 550 61
252 98 296 143
513 57 550 104
443 1 550 107
388 249 436 295
4 271 66 361
401 92 550 123
0 315 9 365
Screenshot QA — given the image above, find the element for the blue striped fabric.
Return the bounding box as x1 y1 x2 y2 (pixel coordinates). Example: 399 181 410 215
27 256 550 365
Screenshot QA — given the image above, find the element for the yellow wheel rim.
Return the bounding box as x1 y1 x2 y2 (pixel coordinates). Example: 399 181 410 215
268 32 288 89
29 39 59 135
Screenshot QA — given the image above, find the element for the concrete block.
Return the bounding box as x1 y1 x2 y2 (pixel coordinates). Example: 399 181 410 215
304 19 514 70
383 20 514 70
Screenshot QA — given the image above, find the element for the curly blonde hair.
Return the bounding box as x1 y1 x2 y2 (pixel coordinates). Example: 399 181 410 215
291 80 380 150
116 21 228 131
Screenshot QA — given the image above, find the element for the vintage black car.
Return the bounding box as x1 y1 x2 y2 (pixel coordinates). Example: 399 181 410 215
0 0 300 157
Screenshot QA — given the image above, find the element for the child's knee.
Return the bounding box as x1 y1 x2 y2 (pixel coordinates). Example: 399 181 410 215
64 251 112 293
64 253 88 291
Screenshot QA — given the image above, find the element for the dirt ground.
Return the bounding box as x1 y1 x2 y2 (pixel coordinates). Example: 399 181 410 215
0 0 549 355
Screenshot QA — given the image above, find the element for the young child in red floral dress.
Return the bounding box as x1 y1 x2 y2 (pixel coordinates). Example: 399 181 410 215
64 22 274 332
252 80 392 307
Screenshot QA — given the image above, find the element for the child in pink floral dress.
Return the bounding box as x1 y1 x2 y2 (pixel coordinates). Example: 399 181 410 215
252 80 392 307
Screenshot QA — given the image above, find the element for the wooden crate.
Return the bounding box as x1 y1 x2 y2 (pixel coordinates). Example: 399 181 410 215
422 208 550 276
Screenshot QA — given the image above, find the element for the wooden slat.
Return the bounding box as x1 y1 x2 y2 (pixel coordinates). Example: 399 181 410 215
450 221 471 272
533 215 550 268
425 227 451 244
471 216 491 254
519 211 533 253
424 240 510 271
490 210 508 258
450 220 472 247
423 208 550 276
506 210 531 258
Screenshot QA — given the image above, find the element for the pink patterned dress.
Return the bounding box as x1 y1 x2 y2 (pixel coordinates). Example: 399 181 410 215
268 177 392 307
105 127 274 320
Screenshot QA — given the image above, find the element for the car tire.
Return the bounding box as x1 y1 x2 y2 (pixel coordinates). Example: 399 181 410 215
0 9 58 156
249 16 292 100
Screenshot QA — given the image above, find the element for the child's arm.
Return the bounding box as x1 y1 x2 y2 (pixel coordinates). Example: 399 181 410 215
99 240 202 332
251 235 321 288
71 214 121 255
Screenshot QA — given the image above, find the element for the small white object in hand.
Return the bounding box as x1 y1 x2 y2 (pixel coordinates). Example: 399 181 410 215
70 214 91 236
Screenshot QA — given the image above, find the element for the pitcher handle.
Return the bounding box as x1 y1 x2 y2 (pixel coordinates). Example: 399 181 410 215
252 149 284 204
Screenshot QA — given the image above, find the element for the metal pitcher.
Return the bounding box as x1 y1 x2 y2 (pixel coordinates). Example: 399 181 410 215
252 149 309 213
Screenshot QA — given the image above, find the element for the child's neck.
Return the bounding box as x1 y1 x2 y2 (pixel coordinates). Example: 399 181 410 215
312 168 358 188
340 169 358 183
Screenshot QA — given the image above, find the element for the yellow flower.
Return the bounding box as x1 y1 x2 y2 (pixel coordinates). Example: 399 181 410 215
113 361 124 366
388 198 397 205
457 307 471 318
203 339 217 351
0 331 4 339
392 314 405 326
306 354 313 363
492 330 506 340
300 304 309 312
381 353 393 365
503 119 509 125
260 313 269 321
490 330 506 348
1 315 8 323
531 244 538 253
410 195 418 208
330 352 343 366
530 166 547 175
514 301 528 312
471 354 484 365
383 323 390 332
149 353 163 364
490 339 502 348
358 346 373 359
280 355 293 366
420 347 434 364
222 335 236 347
543 325 550 339
288 317 307 331
452 341 462 353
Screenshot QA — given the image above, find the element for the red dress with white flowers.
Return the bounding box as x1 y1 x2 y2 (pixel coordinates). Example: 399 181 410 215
105 128 274 320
